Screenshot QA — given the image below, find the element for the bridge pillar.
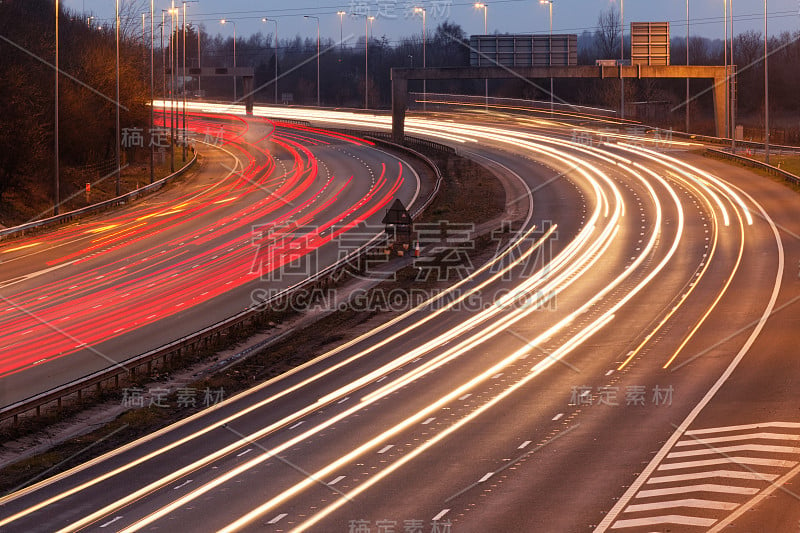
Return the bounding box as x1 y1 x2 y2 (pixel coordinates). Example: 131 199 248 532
392 77 407 143
243 76 254 116
712 75 726 138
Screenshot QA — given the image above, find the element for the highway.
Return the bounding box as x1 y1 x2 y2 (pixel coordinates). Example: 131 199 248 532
1 104 799 532
0 112 419 407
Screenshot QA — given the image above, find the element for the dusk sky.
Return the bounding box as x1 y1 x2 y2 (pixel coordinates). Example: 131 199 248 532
67 0 800 46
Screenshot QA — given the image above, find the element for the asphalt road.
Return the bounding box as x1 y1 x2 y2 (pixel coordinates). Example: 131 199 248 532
1 106 798 533
0 113 420 407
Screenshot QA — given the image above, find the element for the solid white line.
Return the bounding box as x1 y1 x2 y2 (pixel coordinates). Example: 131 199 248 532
611 515 716 529
328 476 345 486
432 509 450 521
518 441 531 449
267 513 287 524
648 470 778 484
377 445 393 454
422 417 435 425
685 422 800 436
624 498 738 512
552 413 564 421
667 444 800 458
676 432 800 446
479 472 493 483
637 484 759 498
658 456 797 470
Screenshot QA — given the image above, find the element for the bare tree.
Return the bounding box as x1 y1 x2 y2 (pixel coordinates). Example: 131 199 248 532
595 7 621 59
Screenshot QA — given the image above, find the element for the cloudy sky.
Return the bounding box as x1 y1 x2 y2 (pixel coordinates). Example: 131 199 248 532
66 0 800 46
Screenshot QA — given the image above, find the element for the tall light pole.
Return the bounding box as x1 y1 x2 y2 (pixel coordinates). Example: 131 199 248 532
366 15 375 108
474 3 488 111
54 0 59 214
304 15 320 107
150 1 154 183
220 19 236 102
115 0 121 196
337 11 345 61
724 0 728 138
686 0 690 133
620 0 624 119
262 18 278 104
414 7 426 111
730 0 736 152
540 0 553 116
764 0 769 164
169 5 177 173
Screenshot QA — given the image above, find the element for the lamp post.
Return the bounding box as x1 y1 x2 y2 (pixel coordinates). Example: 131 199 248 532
540 0 553 116
220 19 236 102
169 6 177 173
304 15 320 107
764 0 769 164
262 18 278 104
115 0 121 195
413 7 426 111
54 0 59 214
724 0 728 139
730 0 736 152
150 1 154 183
686 0 690 133
474 3 488 111
620 0 624 119
337 11 345 61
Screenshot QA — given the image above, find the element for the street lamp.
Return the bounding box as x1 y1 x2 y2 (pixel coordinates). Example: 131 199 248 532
413 7 426 111
730 0 736 152
685 0 690 133
764 0 769 164
169 6 178 173
540 0 553 116
474 2 488 111
115 0 121 195
304 15 320 107
724 0 728 138
55 0 60 214
620 0 624 119
149 1 154 183
220 19 236 102
337 11 346 61
262 18 278 104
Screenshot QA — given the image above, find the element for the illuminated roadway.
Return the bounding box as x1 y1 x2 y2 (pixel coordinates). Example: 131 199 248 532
0 112 419 407
1 104 798 532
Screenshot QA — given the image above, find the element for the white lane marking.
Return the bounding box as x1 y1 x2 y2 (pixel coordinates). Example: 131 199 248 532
667 444 800 458
636 484 759 498
518 441 531 449
648 470 779 483
685 422 800 435
236 449 252 457
658 457 798 470
625 498 737 513
267 513 287 524
328 476 346 486
377 445 394 454
479 472 493 483
99 516 123 528
458 393 472 401
552 413 564 421
611 515 716 529
605 369 614 376
289 421 304 430
676 432 800 446
422 417 435 425
432 509 450 521
376 376 387 383
492 372 503 379
173 479 193 490
337 396 350 404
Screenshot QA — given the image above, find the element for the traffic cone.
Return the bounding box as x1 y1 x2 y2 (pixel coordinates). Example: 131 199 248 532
413 241 420 257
